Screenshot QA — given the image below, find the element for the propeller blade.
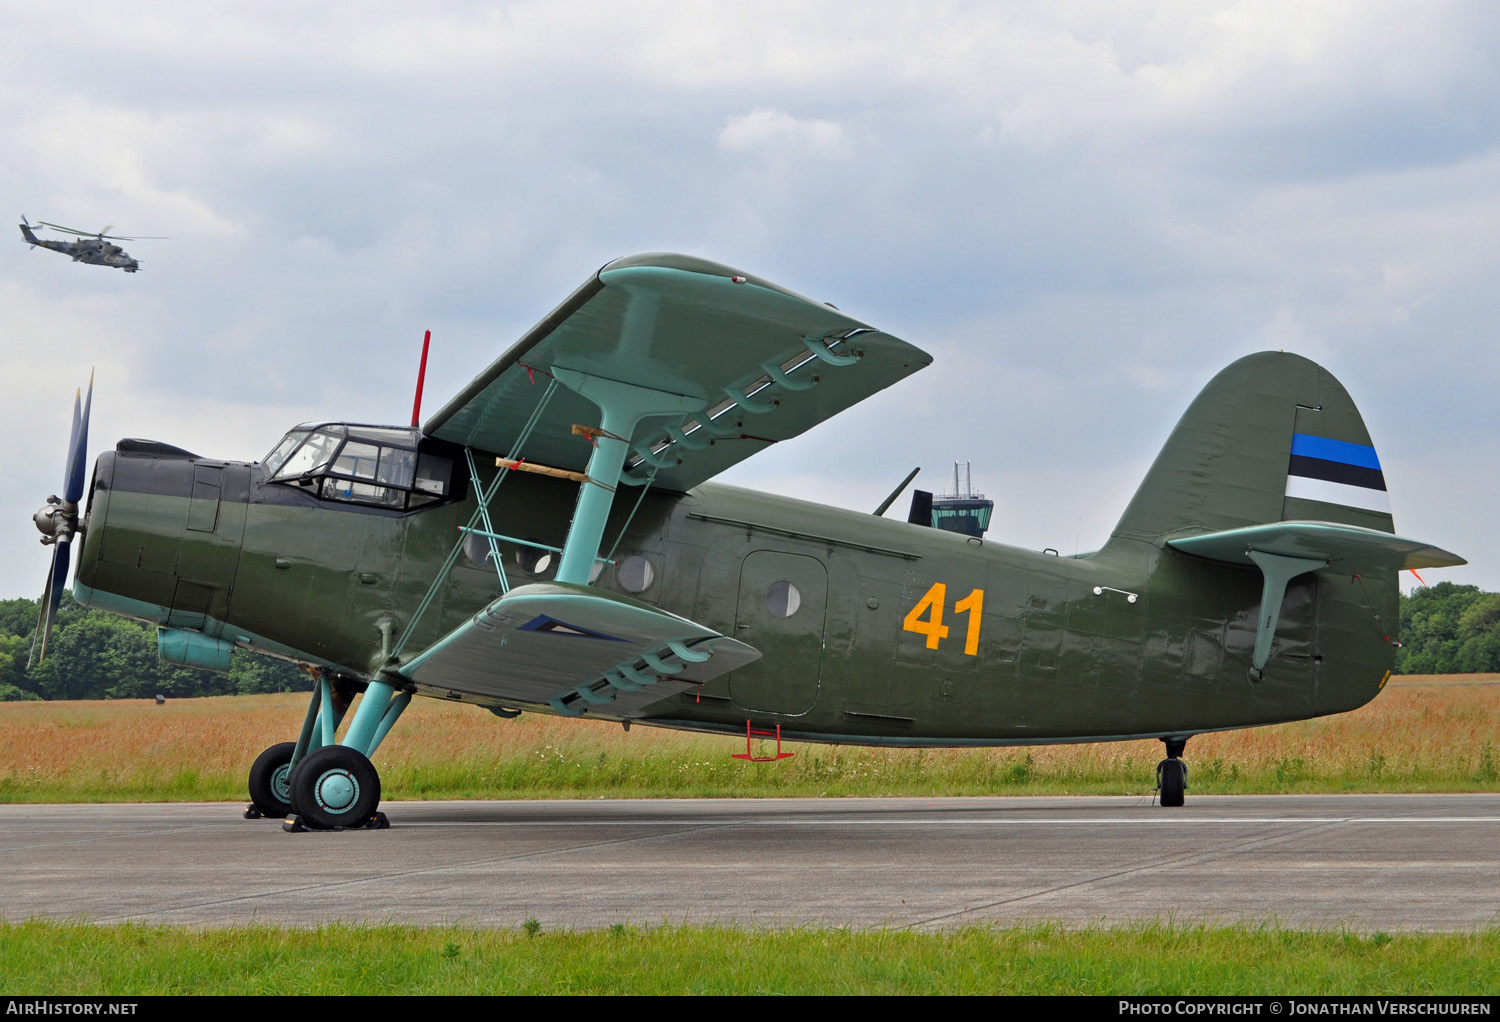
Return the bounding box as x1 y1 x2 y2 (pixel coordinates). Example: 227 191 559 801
64 372 93 504
26 561 52 669
99 226 113 238
27 539 70 668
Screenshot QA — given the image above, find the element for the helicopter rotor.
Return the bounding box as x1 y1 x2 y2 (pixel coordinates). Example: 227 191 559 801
35 221 168 242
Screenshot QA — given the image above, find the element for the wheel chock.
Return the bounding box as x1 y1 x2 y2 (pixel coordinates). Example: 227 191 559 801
282 814 308 833
243 804 262 820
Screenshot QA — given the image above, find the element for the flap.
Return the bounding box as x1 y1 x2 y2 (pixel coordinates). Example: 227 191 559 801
398 581 761 718
1167 520 1466 572
423 253 931 492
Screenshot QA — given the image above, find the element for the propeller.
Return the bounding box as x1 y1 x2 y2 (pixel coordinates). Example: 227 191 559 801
28 372 93 668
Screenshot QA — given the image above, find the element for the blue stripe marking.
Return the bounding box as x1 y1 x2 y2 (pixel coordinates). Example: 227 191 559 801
1290 434 1381 470
518 614 624 641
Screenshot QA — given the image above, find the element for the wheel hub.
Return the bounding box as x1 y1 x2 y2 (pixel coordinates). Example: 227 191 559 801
314 770 358 813
270 765 292 803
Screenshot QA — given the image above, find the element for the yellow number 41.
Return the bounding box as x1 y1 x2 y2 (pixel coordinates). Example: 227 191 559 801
903 583 984 656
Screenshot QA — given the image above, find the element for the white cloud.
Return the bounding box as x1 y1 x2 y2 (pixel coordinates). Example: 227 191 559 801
0 1 1496 595
718 109 852 161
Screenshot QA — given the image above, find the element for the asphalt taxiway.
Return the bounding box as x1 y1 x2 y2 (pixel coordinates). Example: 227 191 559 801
2 795 1497 931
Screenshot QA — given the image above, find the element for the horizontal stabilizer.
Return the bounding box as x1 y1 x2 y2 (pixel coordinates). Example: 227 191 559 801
1169 521 1465 672
1167 521 1465 572
398 582 761 718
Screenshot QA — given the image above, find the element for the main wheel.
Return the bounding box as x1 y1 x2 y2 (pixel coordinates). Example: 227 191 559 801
248 742 298 818
288 745 381 830
1157 758 1187 807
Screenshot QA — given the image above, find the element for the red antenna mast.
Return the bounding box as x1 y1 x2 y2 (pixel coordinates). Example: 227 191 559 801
410 329 431 427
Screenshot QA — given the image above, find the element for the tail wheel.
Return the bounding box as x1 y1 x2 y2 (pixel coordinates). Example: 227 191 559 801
248 742 297 817
1157 758 1187 807
288 745 381 830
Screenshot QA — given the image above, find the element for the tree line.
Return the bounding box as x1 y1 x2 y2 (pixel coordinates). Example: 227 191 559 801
0 594 310 701
1396 582 1500 675
0 582 1495 701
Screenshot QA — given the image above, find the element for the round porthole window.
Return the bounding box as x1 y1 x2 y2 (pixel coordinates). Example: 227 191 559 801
617 555 654 593
462 532 496 565
515 542 553 576
765 580 801 617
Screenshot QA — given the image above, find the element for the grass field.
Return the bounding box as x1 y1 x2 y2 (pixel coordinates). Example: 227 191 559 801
1 675 1495 803
3 680 1497 996
2 920 1497 995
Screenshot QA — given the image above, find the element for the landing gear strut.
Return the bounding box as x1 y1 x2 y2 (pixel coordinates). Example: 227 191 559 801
1156 736 1188 807
245 672 411 832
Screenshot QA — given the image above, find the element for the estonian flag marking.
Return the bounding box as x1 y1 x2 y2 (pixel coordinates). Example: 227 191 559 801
1285 433 1390 514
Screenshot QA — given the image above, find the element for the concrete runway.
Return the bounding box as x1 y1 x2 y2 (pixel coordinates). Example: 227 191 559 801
2 795 1498 931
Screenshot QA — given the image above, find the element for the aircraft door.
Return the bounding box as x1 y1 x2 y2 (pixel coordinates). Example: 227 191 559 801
729 551 828 716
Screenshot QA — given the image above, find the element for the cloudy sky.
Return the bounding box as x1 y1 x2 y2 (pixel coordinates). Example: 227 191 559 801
2 0 1496 601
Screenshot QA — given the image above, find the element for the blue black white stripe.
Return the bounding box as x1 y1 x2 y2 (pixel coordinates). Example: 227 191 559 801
1284 434 1390 514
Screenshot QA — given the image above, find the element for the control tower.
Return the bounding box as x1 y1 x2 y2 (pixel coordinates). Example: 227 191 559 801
929 461 994 537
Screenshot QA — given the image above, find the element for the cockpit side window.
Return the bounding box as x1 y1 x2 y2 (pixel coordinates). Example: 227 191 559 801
410 450 453 507
376 447 416 488
332 441 382 481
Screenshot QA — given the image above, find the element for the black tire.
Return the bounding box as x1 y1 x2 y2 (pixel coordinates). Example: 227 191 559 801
248 742 298 818
288 745 381 830
1157 758 1187 807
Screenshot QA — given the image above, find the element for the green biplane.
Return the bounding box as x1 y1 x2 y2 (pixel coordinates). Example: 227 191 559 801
31 253 1464 829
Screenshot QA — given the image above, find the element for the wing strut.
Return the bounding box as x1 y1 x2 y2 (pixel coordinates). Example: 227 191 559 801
547 367 699 584
392 377 562 660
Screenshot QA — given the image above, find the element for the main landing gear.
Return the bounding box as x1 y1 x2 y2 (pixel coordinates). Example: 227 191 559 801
243 671 409 832
1156 736 1189 807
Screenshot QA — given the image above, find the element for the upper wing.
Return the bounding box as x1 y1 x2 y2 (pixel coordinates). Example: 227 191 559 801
423 253 931 492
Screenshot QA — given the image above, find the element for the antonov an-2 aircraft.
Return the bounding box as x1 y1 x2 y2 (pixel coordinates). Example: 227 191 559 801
30 253 1464 829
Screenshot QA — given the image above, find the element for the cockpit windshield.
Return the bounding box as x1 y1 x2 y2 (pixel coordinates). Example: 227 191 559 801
263 430 309 477
262 423 456 511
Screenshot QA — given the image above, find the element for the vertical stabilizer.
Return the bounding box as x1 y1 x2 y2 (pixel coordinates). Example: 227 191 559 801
1109 352 1394 547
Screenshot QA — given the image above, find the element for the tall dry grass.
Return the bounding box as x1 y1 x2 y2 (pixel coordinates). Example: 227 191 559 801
0 676 1495 802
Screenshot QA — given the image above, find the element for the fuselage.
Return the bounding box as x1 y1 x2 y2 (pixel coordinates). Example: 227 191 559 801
73 431 1398 747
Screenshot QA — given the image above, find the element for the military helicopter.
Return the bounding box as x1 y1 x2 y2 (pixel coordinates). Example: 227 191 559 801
18 216 165 272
